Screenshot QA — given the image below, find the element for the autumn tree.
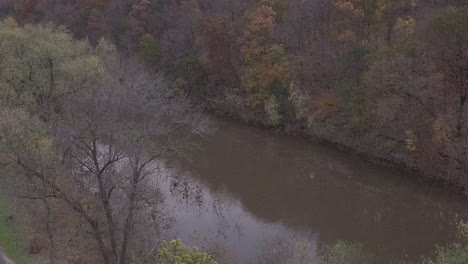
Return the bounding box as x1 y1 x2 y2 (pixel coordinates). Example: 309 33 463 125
332 0 387 43
87 8 113 43
382 0 417 43
203 15 238 86
332 0 416 44
124 0 159 50
240 1 289 124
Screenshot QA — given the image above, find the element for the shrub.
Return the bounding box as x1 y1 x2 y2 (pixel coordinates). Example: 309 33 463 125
156 240 217 264
423 222 468 264
321 241 374 264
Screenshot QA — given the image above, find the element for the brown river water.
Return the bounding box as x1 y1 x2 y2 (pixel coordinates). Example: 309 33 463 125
156 117 468 264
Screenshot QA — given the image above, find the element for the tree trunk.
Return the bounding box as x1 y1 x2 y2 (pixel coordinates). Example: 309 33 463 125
119 163 141 264
92 140 119 263
43 198 55 264
456 94 467 136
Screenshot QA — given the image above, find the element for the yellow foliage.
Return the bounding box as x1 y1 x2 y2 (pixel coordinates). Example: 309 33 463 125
457 221 468 242
172 77 188 95
404 129 416 152
333 0 407 42
2 17 18 28
394 16 416 36
432 117 451 145
334 0 364 16
338 29 358 43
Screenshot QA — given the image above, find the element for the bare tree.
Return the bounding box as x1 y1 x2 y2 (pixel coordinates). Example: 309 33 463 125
427 6 468 136
0 58 212 264
280 0 332 51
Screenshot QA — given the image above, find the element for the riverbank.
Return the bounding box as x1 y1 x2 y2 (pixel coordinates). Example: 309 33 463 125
208 104 468 197
0 248 14 264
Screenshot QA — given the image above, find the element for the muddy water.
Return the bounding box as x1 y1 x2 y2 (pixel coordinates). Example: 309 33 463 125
158 118 468 264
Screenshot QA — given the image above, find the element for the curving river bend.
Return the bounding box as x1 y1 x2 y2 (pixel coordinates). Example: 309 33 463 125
156 117 468 264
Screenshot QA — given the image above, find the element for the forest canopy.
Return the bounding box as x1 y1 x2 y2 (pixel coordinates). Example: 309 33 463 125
0 0 468 263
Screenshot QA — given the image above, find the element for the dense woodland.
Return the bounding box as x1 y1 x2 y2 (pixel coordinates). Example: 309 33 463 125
2 0 466 187
0 0 468 263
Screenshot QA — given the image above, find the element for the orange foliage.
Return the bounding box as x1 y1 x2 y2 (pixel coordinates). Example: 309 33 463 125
240 4 289 106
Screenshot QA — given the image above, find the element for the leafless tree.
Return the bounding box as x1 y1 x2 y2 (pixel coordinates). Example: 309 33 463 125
0 58 212 264
279 0 332 51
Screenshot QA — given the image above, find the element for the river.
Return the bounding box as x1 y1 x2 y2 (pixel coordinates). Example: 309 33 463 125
155 117 468 264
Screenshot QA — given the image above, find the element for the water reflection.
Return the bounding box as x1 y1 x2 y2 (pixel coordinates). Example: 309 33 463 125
157 118 468 264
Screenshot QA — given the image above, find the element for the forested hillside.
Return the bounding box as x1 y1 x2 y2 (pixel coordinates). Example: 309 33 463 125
1 0 467 186
1 1 468 264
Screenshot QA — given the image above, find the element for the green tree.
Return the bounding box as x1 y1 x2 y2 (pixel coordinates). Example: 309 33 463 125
139 33 161 65
156 240 217 264
0 18 102 116
168 56 210 99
